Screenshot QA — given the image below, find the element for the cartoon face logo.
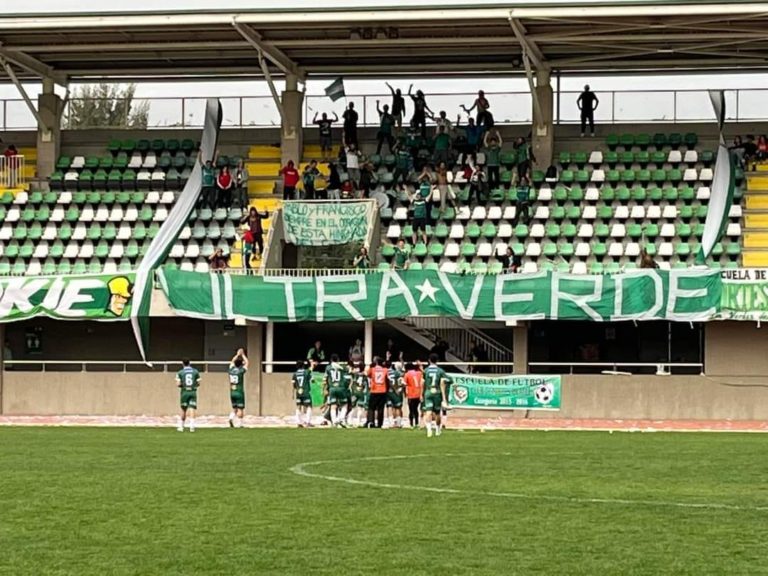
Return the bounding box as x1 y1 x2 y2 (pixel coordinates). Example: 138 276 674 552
106 276 133 317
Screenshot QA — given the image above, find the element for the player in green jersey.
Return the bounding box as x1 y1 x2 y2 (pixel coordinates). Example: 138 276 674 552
324 354 349 427
227 348 249 429
292 360 314 427
422 353 448 437
175 358 201 432
386 361 405 428
349 362 370 428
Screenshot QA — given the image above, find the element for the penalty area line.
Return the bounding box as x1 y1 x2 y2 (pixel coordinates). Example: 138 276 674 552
289 453 768 513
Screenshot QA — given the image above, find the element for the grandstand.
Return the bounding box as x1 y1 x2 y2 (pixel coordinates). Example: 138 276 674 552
0 1 767 419
4 4 768 575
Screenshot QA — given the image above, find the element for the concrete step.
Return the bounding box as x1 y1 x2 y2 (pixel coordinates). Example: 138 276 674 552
746 195 768 210
742 251 768 267
743 232 768 249
747 175 768 191
247 145 281 160
247 180 276 195
744 214 768 228
247 162 282 177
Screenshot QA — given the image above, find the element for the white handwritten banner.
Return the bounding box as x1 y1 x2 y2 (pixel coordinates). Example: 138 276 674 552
282 200 375 246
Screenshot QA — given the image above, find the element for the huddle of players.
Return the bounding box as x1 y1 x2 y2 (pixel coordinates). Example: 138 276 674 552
292 352 450 437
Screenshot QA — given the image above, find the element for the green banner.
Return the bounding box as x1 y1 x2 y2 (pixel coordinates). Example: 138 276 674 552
719 268 768 320
158 267 721 323
448 374 561 410
282 200 375 246
0 273 135 323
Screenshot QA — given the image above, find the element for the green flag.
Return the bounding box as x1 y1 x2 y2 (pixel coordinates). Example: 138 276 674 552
324 77 345 102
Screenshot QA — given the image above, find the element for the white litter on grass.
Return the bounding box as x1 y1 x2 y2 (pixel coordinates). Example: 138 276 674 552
290 453 768 513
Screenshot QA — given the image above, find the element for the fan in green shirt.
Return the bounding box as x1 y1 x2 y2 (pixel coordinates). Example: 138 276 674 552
392 238 410 270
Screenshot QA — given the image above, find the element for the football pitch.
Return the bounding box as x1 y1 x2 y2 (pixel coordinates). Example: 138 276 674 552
1 427 766 576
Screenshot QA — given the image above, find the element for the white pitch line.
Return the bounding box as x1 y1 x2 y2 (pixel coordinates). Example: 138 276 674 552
289 453 768 513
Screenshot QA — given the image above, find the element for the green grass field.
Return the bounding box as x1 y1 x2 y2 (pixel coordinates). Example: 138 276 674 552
1 427 767 576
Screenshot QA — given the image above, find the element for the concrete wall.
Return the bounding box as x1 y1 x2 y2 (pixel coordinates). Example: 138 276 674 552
705 321 768 377
5 371 767 420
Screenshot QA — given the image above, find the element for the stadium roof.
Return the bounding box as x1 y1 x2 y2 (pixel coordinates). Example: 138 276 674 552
2 1 768 83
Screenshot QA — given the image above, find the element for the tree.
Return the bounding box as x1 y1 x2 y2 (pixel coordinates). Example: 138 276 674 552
65 83 150 129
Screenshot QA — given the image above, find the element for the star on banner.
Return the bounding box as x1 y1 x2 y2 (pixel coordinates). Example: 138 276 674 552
414 278 439 303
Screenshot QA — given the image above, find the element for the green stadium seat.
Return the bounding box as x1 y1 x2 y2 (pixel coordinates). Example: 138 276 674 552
572 152 588 166
631 187 646 202
466 222 481 239
575 170 589 184
620 170 636 184
620 134 635 148
679 186 695 202
627 224 642 239
650 150 666 165
551 206 566 221
428 242 445 258
666 168 682 183
604 151 618 165
460 242 476 258
644 224 659 239
676 243 691 257
619 151 634 165
616 186 631 203
514 224 528 239
652 133 667 148
19 241 34 259
589 262 604 274
684 133 698 148
668 133 682 148
560 243 574 258
606 169 620 184
636 169 651 183
531 170 545 185
599 186 615 202
696 205 708 219
679 205 693 220
635 134 651 149
605 134 619 149
114 152 129 169
560 170 574 184
481 222 497 239
152 139 165 154
592 242 607 257
4 241 19 259
181 139 196 154
559 151 571 165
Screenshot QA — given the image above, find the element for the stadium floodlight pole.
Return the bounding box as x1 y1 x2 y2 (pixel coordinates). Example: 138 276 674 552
0 56 49 133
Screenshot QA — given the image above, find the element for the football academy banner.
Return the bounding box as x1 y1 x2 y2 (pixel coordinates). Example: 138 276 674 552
719 268 768 320
448 374 561 410
0 273 135 323
157 267 721 323
282 200 376 246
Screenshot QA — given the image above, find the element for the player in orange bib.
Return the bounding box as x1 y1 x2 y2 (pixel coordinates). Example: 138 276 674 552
403 362 424 428
366 356 389 428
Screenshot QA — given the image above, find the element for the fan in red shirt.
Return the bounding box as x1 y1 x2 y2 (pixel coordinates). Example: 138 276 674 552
216 165 234 208
279 160 300 200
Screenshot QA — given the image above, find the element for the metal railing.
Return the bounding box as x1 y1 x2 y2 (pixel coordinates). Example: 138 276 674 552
3 359 703 375
0 155 25 189
2 359 231 372
1 88 767 131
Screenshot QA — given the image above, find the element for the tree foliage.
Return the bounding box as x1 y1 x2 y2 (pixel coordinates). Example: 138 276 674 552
66 84 150 129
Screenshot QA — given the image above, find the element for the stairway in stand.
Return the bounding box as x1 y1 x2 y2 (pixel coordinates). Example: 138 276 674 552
742 167 768 267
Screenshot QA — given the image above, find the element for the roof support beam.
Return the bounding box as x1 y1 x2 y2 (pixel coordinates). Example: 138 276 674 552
0 47 67 86
231 20 305 82
508 16 548 71
0 57 48 132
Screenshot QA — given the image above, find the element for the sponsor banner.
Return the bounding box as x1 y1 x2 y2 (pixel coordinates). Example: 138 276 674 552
282 200 375 246
448 374 561 410
0 273 135 322
719 268 768 320
158 267 721 323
